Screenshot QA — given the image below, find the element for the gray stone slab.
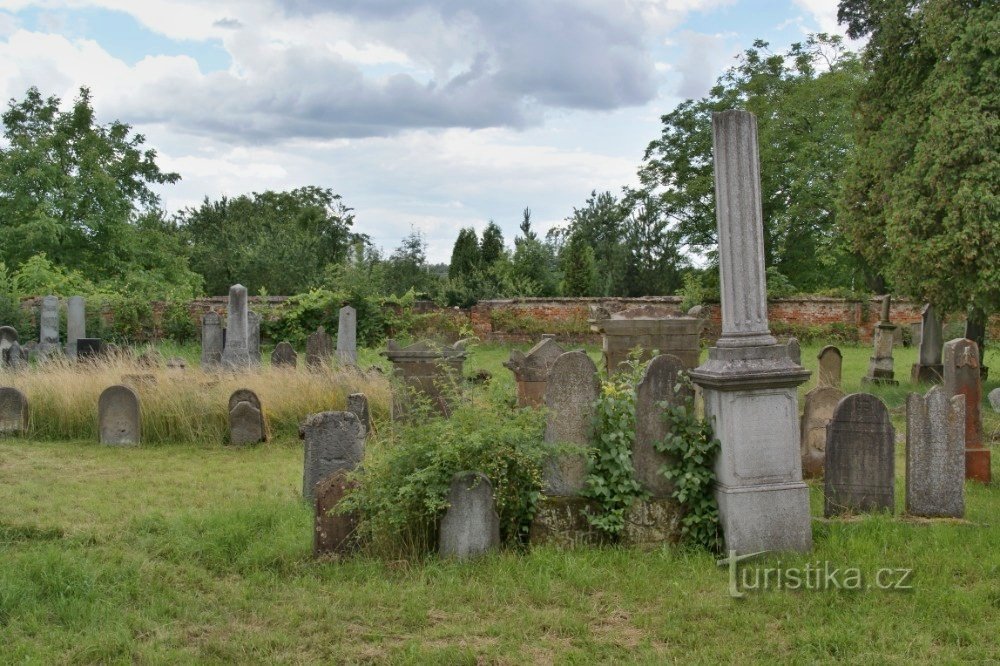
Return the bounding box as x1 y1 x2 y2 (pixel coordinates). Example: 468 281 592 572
824 393 894 516
543 350 599 496
786 337 801 365
504 337 565 408
800 385 844 478
336 306 357 365
5 342 27 371
271 341 297 368
314 469 357 557
918 304 943 366
229 400 265 445
301 411 365 504
228 388 262 413
98 384 141 446
305 327 333 369
906 387 964 517
221 285 251 370
438 471 501 559
0 387 28 436
633 354 691 497
37 295 60 359
817 345 842 388
201 312 224 368
0 327 18 368
247 310 261 367
65 296 85 359
347 393 371 436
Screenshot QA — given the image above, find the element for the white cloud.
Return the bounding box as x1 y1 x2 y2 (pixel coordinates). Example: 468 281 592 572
672 30 739 98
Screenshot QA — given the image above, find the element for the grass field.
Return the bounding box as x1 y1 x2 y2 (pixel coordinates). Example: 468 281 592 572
1 342 998 663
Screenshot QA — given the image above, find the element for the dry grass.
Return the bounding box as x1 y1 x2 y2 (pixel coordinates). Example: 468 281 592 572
0 353 391 444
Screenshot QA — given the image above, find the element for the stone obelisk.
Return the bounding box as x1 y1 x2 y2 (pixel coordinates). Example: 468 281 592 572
220 284 251 370
688 110 812 554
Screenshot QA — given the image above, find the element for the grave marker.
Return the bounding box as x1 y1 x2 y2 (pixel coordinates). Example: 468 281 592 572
438 471 501 559
824 394 894 516
0 387 28 436
943 338 990 483
906 387 964 517
99 384 141 446
336 306 357 365
300 411 365 504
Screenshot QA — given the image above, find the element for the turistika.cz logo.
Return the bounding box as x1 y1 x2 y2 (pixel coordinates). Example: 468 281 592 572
717 550 914 598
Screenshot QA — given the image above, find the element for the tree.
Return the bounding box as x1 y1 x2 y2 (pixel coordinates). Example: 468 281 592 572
518 207 537 241
838 0 999 326
384 229 436 297
561 231 597 297
562 190 630 296
448 227 480 280
512 208 559 296
638 35 867 292
480 221 506 266
179 186 355 295
620 191 689 296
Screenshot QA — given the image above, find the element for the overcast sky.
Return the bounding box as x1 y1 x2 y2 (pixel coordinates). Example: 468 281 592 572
0 0 852 262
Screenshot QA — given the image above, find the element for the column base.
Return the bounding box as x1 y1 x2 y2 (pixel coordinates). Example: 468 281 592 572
716 481 813 555
966 449 992 484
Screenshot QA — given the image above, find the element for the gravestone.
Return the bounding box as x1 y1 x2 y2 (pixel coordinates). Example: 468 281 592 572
300 411 365 504
98 384 141 446
271 341 297 368
503 336 565 408
906 387 965 517
228 388 261 413
382 339 466 418
65 296 86 359
862 295 898 385
229 396 265 445
799 386 844 478
314 469 358 557
0 387 28 436
687 110 812 554
336 306 357 365
963 317 988 379
943 338 989 483
438 471 501 559
817 345 842 388
305 327 333 369
633 354 691 497
824 394 894 517
5 342 27 371
0 326 18 366
76 338 104 361
347 393 371 436
200 312 224 368
247 310 261 367
786 337 801 365
220 284 251 370
542 350 600 496
593 307 700 373
989 388 1000 413
911 304 944 383
37 295 61 360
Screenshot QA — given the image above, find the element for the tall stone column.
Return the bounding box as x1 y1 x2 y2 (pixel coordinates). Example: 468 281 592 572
220 284 251 370
689 110 812 554
65 296 86 359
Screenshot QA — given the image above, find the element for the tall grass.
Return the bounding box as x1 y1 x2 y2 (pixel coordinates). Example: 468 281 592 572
1 353 391 444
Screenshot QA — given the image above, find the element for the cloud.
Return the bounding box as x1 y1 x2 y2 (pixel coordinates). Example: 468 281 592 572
672 30 739 98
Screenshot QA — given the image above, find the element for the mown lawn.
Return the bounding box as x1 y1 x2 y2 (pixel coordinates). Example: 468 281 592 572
1 342 997 663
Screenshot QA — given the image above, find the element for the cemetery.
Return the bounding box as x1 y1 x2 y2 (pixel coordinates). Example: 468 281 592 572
0 2 997 661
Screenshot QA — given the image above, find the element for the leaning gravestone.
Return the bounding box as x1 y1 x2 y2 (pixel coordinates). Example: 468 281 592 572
98 384 141 446
200 312 224 368
300 411 365 504
911 304 944 383
824 394 895 517
503 336 565 408
37 295 61 360
314 469 358 557
271 341 297 368
817 345 842 388
247 310 261 367
305 327 333 369
800 385 844 478
906 387 965 518
336 306 357 365
0 387 29 436
438 471 501 559
65 296 86 359
347 393 371 436
220 284 251 370
943 338 990 483
633 354 690 497
0 326 18 366
862 295 898 385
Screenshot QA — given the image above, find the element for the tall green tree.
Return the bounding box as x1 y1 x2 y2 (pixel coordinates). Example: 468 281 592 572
620 191 689 296
480 221 506 266
448 227 480 279
562 190 629 296
561 231 597 297
512 208 559 296
838 0 999 322
638 35 866 292
384 229 436 297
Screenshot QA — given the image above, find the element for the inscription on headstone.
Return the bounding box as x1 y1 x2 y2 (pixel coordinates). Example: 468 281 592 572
633 354 690 497
271 341 297 368
542 350 599 496
906 387 964 517
200 312 224 368
800 385 844 478
305 327 333 369
824 394 894 516
300 411 365 504
314 469 358 557
817 345 842 388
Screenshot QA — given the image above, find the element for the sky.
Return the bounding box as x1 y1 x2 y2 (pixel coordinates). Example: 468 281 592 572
0 0 854 263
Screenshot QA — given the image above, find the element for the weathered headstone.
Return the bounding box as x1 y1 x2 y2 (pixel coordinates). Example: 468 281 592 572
503 336 565 408
989 387 1000 413
271 341 297 368
336 306 357 365
65 296 86 359
786 337 801 365
687 110 812 554
943 338 990 483
862 295 898 385
247 310 261 367
228 388 261 413
314 469 358 557
229 395 265 445
4 342 27 372
0 387 28 436
593 307 700 373
305 327 333 369
37 295 61 360
76 338 104 361
300 411 365 504
98 384 141 446
817 345 842 388
633 354 690 497
911 304 944 383
542 350 599 496
963 316 988 379
220 284 251 370
347 393 371 436
382 339 466 418
906 387 965 517
438 471 501 559
799 385 844 478
824 394 894 517
0 326 18 366
200 312 224 368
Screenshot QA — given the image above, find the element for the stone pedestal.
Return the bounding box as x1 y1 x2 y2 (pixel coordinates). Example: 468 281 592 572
382 340 466 418
863 324 899 385
688 110 812 555
593 310 700 373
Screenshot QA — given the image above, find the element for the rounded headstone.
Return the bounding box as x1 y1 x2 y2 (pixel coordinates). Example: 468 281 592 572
438 471 501 559
98 384 141 446
543 350 599 496
824 393 894 517
0 387 29 436
228 388 262 413
633 354 690 497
